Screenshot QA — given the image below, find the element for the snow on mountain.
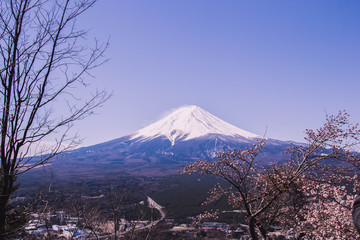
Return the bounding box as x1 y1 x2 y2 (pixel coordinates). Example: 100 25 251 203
130 105 263 146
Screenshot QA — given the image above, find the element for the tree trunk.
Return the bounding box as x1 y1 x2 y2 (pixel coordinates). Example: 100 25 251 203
0 174 13 240
249 217 259 240
256 220 267 239
0 196 9 240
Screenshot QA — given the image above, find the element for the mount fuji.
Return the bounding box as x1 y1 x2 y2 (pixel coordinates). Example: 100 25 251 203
63 105 292 169
130 105 261 146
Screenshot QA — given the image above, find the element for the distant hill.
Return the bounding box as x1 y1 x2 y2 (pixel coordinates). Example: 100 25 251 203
44 105 296 177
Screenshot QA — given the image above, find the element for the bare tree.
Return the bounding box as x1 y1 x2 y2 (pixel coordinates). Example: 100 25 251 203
106 179 129 240
0 0 109 238
66 191 105 239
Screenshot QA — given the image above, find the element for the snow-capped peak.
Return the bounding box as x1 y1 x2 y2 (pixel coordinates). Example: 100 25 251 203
130 105 262 146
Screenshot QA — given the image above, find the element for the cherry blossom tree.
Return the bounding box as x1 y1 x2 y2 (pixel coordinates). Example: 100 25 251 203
293 175 359 239
288 111 360 238
183 111 360 239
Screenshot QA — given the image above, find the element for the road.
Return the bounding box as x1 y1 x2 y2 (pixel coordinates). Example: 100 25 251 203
114 196 166 238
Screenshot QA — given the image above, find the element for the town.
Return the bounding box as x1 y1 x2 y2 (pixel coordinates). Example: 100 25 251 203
16 195 299 239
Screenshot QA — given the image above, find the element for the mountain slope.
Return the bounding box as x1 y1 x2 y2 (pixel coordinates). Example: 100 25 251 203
63 105 292 167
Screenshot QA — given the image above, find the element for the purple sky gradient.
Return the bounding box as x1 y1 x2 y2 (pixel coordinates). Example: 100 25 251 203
71 0 360 146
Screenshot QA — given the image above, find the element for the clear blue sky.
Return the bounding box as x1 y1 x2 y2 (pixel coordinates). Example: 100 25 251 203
73 0 360 146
